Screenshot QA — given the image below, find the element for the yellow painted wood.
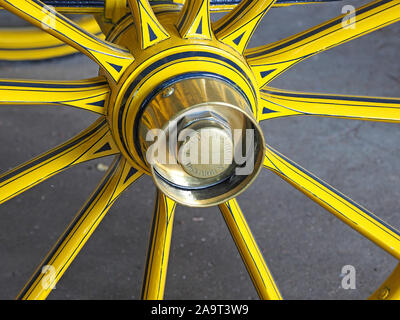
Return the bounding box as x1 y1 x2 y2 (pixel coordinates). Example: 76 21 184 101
259 87 400 122
273 0 341 6
0 0 339 13
141 190 176 300
176 0 212 40
0 5 104 14
219 198 282 300
152 0 341 12
105 0 128 23
264 145 400 261
0 118 119 205
0 77 109 114
17 156 143 300
0 16 103 61
0 0 134 82
213 0 276 53
246 0 400 88
127 0 170 49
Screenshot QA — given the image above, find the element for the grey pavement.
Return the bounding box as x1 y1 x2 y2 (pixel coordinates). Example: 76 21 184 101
0 0 399 299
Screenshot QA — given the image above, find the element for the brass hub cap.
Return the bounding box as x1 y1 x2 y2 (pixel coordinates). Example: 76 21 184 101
178 126 234 179
106 12 264 206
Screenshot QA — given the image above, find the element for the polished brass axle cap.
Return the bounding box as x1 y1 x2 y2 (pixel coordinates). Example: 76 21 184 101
138 77 265 207
178 126 233 179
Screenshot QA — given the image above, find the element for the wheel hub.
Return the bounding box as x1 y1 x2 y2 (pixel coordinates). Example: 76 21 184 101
106 13 264 207
136 77 265 207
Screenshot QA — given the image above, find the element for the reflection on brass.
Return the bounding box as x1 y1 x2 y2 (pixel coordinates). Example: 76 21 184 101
138 77 265 207
178 126 234 179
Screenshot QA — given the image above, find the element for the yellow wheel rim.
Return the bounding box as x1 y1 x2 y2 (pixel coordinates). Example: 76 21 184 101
0 15 103 61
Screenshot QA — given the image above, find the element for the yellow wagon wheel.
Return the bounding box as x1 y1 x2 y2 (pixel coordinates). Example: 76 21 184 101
0 0 399 300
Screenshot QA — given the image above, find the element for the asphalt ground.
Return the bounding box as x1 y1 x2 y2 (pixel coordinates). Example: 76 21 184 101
0 0 399 299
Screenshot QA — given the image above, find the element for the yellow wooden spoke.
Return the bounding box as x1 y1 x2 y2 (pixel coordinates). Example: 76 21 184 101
0 1 104 13
263 145 400 260
127 0 170 49
176 0 212 40
213 0 276 53
0 0 342 13
259 87 400 122
0 77 109 114
203 0 341 12
17 156 143 300
141 190 176 300
219 198 282 300
273 0 341 6
0 118 119 205
0 0 134 82
147 0 342 15
0 16 103 61
246 0 400 88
